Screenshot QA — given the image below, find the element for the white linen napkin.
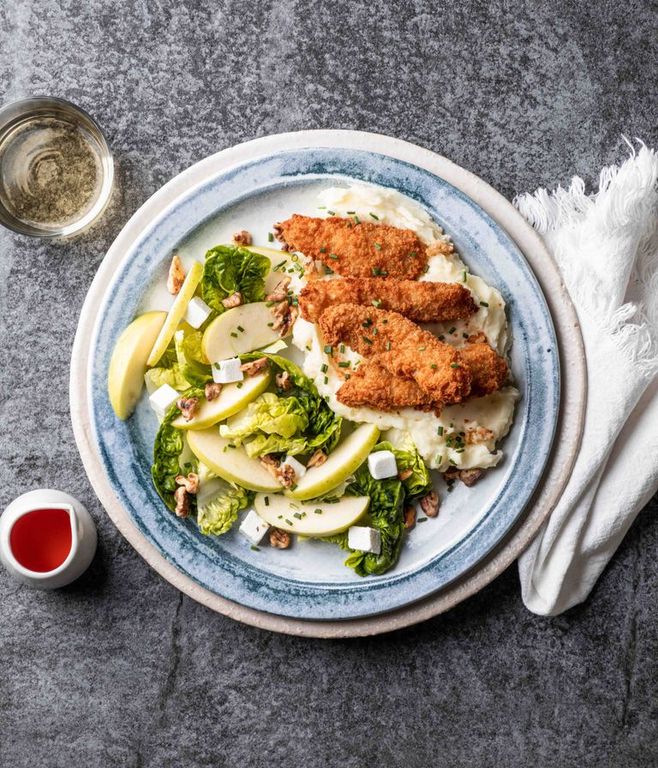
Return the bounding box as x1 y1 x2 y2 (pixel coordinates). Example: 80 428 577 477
514 140 658 616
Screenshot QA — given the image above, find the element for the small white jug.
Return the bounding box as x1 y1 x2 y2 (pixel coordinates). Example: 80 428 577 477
0 489 97 589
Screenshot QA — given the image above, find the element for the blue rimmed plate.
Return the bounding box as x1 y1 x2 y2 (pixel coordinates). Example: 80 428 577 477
84 145 559 621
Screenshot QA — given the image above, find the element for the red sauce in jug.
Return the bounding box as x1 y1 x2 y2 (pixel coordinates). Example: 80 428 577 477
9 508 72 572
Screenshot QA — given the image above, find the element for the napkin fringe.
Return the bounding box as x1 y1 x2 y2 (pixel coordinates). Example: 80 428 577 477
514 140 658 377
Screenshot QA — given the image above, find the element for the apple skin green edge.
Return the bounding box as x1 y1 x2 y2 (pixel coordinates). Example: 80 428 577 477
107 311 166 420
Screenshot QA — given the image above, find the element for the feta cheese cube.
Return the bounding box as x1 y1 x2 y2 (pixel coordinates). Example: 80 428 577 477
212 357 244 384
184 296 212 329
148 383 179 419
239 509 270 545
348 526 381 555
367 450 398 480
281 455 306 479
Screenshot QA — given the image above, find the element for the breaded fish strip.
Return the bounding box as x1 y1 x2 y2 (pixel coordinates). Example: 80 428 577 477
275 215 428 279
337 360 440 413
319 305 472 405
299 277 478 323
459 341 508 396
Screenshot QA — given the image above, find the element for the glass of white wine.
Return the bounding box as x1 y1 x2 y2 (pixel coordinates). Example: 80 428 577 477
0 96 113 237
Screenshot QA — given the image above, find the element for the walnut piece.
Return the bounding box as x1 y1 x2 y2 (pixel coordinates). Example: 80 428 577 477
271 301 298 337
266 277 291 302
167 254 185 295
403 505 417 529
221 291 242 308
174 486 190 518
258 455 296 488
398 468 413 482
176 396 199 422
240 357 269 377
204 382 222 401
419 491 440 518
276 371 293 391
269 528 291 549
307 449 327 469
175 473 199 494
443 468 485 487
465 426 495 445
233 230 252 246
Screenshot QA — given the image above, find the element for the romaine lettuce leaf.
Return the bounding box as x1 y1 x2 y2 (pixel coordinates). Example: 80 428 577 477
196 476 251 536
226 354 342 456
145 365 190 393
175 329 212 386
201 245 270 313
373 438 432 500
151 389 202 512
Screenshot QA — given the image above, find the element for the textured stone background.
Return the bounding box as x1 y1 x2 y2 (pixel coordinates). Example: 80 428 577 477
1 1 657 766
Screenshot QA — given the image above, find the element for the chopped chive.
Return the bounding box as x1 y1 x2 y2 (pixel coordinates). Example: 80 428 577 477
353 214 360 223
450 363 461 369
339 344 346 353
237 325 245 332
371 266 388 276
437 426 444 436
463 333 469 339
285 518 294 526
250 545 260 551
324 375 328 384
362 318 373 327
374 243 381 250
327 210 335 215
277 514 283 519
417 517 428 523
318 205 326 209
423 264 430 273
264 496 270 506
372 299 382 308
344 373 351 379
314 508 323 515
362 336 373 345
236 382 243 388
386 341 392 351
369 212 379 220
448 327 456 334
319 247 327 253
324 345 333 354
480 300 489 307
431 363 438 370
328 253 339 260
321 363 328 373
293 512 302 520
462 270 467 282
291 254 299 263
338 361 351 368
268 232 274 242
438 334 445 341
347 210 356 214
409 251 418 258
230 331 238 338
372 327 378 335
273 259 287 271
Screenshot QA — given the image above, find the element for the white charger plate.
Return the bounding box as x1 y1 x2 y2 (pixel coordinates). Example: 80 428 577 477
70 130 585 636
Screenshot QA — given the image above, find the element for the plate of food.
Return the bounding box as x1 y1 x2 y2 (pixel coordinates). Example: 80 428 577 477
71 131 585 634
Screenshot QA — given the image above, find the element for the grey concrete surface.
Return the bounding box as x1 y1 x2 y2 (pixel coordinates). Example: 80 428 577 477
1 1 657 766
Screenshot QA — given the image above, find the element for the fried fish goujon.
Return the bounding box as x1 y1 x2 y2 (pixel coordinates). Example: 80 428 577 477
337 360 441 413
299 277 478 324
319 305 472 405
275 215 428 279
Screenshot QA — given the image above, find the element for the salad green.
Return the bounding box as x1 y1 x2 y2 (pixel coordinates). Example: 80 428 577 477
201 245 271 313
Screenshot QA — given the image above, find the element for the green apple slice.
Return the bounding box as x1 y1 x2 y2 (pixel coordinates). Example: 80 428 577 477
172 371 271 430
201 302 283 363
147 260 204 367
187 429 282 492
245 245 294 292
108 311 167 420
254 494 370 536
288 423 380 501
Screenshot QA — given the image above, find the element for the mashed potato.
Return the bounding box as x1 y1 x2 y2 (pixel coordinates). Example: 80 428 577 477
291 184 519 472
